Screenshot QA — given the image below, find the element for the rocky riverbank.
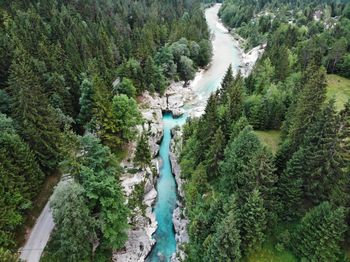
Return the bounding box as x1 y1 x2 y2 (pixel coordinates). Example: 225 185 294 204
113 6 265 261
170 127 189 262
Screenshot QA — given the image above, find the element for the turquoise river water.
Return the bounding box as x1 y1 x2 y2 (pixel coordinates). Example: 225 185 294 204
146 4 241 261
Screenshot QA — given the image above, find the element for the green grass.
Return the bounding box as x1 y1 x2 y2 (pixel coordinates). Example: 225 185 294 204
326 74 350 111
246 242 297 262
255 130 281 154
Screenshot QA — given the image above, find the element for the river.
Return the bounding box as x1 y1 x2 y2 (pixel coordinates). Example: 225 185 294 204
146 4 241 262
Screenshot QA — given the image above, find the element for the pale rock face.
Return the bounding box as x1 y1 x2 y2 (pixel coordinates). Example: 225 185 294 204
113 13 264 262
113 96 163 261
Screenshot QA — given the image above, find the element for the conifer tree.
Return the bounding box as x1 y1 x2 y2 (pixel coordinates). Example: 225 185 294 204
205 195 241 261
226 71 244 129
194 92 218 163
219 126 262 195
0 114 44 247
291 202 347 261
144 56 166 94
275 63 326 173
205 126 225 180
277 148 306 220
78 77 94 127
302 100 346 205
245 147 279 225
8 49 62 171
134 132 151 169
219 65 234 103
241 189 267 254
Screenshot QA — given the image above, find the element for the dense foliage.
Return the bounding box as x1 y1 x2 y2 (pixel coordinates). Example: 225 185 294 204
0 0 211 257
180 0 350 260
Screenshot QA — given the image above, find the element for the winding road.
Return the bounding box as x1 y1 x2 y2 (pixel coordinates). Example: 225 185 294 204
19 202 54 262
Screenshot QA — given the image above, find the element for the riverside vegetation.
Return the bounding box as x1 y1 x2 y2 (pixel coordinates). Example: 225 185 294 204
0 0 211 260
180 0 350 261
1 0 350 261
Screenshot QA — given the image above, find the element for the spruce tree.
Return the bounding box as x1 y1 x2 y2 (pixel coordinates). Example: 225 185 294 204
291 202 347 261
225 72 244 134
241 189 267 254
219 65 234 103
219 126 262 195
134 132 151 169
205 126 225 180
245 147 279 225
205 195 241 261
275 63 326 174
302 100 346 205
194 92 218 164
8 49 62 171
277 148 307 220
0 114 44 247
78 77 94 128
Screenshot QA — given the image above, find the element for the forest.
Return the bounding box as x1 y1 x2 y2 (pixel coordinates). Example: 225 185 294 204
0 0 211 260
181 0 350 261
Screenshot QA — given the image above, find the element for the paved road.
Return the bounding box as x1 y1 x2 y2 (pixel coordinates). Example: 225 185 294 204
19 199 55 262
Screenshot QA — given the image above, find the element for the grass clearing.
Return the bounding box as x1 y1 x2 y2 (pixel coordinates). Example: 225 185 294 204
246 242 297 262
255 130 281 154
326 74 350 111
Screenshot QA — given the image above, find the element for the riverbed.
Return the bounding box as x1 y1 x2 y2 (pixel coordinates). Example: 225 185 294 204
146 4 242 262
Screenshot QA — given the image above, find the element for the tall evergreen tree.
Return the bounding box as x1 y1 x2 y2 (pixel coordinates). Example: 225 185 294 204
134 132 151 169
275 63 327 173
291 202 347 261
219 126 262 196
204 196 241 261
0 114 44 247
226 72 244 130
219 65 234 103
204 127 224 180
302 100 346 205
8 49 62 171
78 77 94 128
241 189 267 254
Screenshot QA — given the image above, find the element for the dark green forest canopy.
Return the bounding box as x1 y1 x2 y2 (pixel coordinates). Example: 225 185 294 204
0 0 211 258
181 0 350 261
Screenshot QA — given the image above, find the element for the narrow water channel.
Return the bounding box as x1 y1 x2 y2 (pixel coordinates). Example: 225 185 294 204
147 4 241 261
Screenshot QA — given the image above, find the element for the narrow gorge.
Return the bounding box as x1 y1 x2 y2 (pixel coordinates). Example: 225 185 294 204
115 4 262 261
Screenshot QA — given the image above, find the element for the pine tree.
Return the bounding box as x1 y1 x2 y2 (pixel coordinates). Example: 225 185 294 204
229 115 250 141
302 100 346 205
254 58 275 93
219 65 234 103
205 126 225 180
291 202 347 261
226 72 244 130
194 92 218 164
0 114 44 247
134 132 151 169
275 63 326 174
78 77 94 128
245 147 279 226
277 148 307 220
241 189 267 254
8 49 62 171
204 195 241 261
219 126 262 195
144 56 166 94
